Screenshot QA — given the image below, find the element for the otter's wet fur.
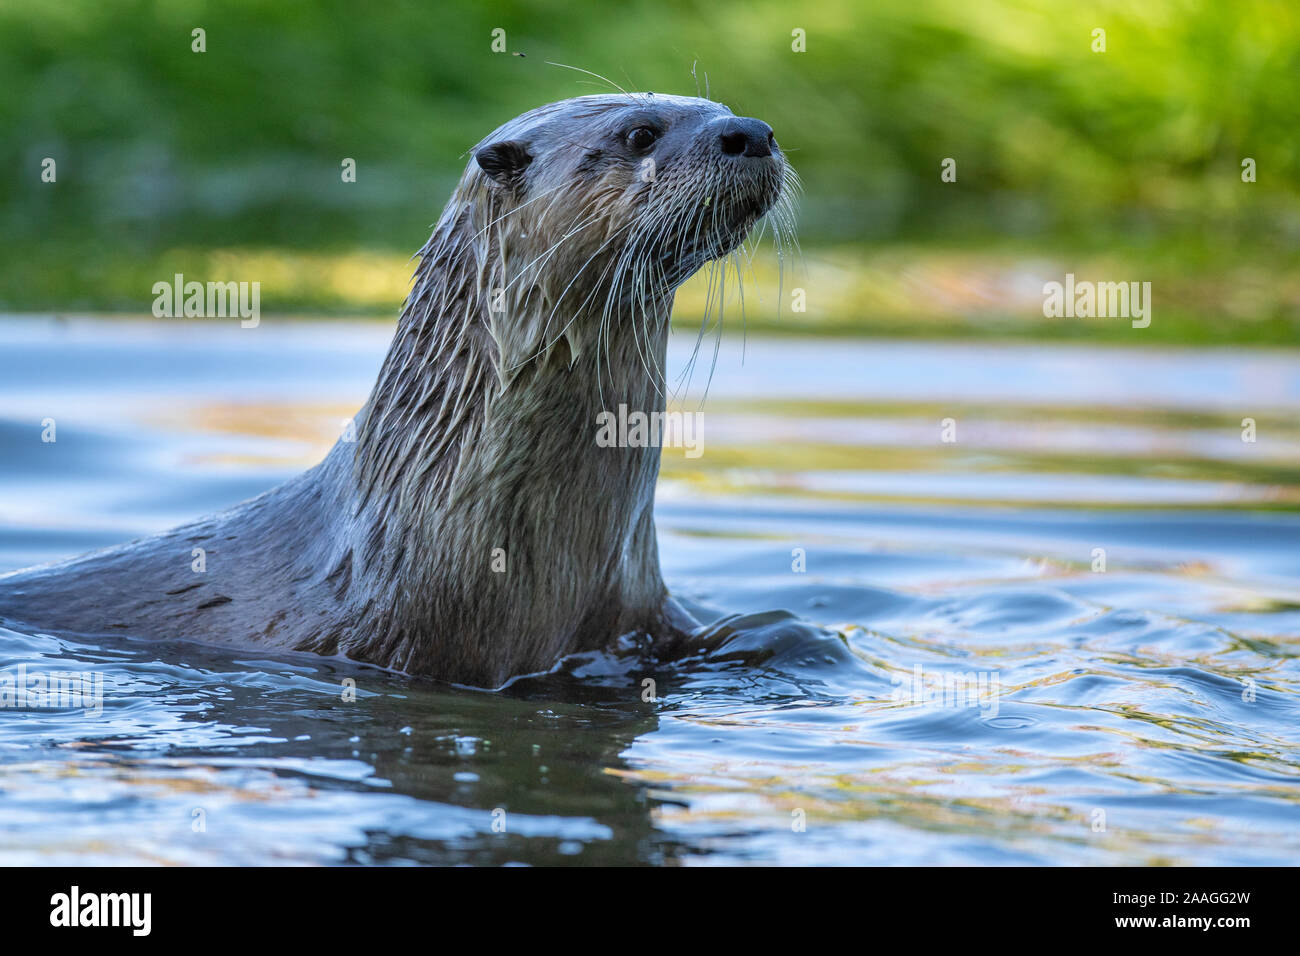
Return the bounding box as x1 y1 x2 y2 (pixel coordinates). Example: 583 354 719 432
0 93 796 687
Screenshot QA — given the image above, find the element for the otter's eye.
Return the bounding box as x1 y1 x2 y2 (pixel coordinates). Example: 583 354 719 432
626 127 657 151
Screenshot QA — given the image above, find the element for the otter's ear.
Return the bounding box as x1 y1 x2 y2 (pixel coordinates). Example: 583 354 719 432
475 140 533 187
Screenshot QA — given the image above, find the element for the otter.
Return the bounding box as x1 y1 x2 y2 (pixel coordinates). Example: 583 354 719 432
0 94 792 687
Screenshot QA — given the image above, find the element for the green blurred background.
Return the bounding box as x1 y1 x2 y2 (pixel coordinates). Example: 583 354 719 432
2 0 1297 342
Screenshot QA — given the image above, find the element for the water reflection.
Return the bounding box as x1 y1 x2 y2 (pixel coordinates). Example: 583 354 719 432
0 317 1297 865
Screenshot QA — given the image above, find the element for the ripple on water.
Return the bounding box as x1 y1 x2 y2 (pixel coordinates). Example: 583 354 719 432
2 323 1299 864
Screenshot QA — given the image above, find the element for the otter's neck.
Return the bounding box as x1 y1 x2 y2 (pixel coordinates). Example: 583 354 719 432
343 214 674 682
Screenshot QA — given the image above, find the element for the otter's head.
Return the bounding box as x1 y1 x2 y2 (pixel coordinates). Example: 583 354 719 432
443 94 792 363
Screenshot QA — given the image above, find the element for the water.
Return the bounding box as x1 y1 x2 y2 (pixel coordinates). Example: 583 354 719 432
1 316 1298 865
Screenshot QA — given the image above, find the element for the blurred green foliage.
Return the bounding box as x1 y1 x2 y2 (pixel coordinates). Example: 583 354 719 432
1 0 1297 338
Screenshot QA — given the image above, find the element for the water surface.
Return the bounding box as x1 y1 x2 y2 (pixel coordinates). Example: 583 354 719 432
1 317 1298 865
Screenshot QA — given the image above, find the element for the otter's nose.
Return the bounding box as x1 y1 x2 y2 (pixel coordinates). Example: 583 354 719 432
716 117 775 158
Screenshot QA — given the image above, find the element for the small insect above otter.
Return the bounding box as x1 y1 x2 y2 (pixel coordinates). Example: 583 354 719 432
0 94 797 687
